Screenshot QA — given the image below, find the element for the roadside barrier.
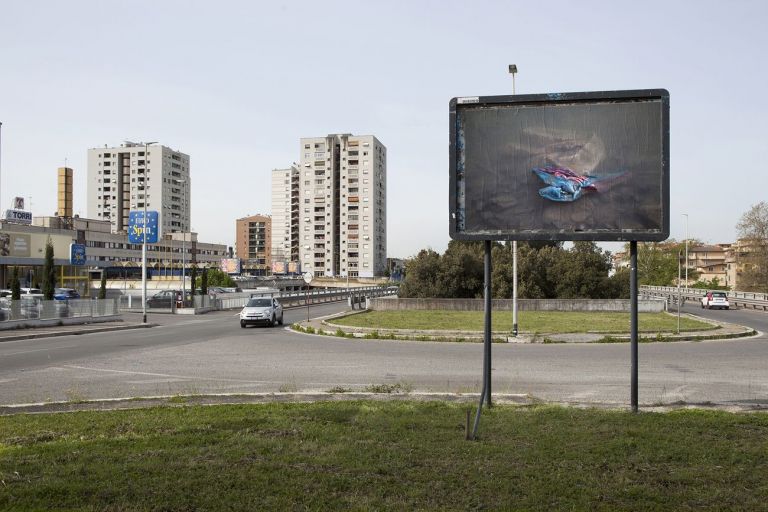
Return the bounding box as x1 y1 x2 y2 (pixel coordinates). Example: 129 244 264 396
641 285 768 310
113 286 397 314
0 298 120 328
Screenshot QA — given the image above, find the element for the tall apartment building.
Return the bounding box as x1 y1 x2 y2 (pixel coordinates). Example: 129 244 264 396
297 134 386 278
87 142 190 236
235 214 272 273
270 165 300 264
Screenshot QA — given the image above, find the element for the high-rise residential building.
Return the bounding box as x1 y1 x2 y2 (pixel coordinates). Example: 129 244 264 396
87 142 190 236
57 167 73 218
270 165 300 265
298 134 386 278
235 214 272 273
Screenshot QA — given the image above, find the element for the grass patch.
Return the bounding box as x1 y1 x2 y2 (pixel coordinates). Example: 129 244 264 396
333 310 714 333
0 402 766 510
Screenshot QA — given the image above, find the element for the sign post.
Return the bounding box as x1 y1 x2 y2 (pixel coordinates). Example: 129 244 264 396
129 211 159 323
303 271 313 323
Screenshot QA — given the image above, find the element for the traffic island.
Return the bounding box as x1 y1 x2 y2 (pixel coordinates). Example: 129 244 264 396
289 309 757 343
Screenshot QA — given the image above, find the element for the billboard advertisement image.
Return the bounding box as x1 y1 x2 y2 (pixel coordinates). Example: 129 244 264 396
449 89 669 241
220 258 242 274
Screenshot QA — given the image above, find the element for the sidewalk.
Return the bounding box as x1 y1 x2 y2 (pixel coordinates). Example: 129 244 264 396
0 320 157 342
295 310 757 343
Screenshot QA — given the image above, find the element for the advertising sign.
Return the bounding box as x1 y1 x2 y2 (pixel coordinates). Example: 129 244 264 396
272 261 287 275
287 261 301 274
128 211 159 244
220 258 241 274
4 209 32 224
449 89 669 241
0 233 31 257
13 197 24 209
70 243 86 265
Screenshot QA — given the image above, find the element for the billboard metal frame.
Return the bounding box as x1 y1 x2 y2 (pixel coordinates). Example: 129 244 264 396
449 89 670 242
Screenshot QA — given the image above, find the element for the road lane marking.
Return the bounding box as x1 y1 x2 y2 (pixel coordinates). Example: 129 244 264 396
59 364 284 384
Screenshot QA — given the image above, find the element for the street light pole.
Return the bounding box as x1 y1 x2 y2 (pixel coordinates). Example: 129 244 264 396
683 213 689 287
179 178 187 307
509 64 519 336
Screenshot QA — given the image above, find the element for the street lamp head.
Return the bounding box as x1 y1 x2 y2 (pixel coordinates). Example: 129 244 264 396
508 64 518 74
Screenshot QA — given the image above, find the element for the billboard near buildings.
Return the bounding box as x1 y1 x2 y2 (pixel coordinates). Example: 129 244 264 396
0 233 30 257
272 261 287 275
287 261 301 274
449 89 669 241
220 258 241 274
128 211 159 244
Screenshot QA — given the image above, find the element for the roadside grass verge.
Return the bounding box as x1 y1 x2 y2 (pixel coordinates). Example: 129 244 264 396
331 310 714 333
0 402 766 510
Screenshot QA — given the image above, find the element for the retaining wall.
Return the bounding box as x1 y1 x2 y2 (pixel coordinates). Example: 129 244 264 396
369 297 665 313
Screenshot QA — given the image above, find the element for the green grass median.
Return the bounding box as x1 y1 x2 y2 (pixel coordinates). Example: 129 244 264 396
1 402 766 510
331 310 714 333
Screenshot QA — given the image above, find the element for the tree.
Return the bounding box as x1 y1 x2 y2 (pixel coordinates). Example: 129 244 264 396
205 268 236 288
42 239 56 300
398 249 442 298
690 277 729 291
200 268 209 295
736 202 768 292
11 267 20 300
99 273 107 299
436 241 484 298
190 265 198 295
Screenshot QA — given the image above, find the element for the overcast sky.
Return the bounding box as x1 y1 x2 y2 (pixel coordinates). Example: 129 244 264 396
1 0 766 257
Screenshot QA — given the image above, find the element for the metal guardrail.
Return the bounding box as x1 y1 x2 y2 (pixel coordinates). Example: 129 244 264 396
641 285 768 310
0 298 120 322
116 286 397 313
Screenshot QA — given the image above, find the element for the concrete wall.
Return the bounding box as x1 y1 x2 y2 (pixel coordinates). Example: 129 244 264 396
369 297 666 313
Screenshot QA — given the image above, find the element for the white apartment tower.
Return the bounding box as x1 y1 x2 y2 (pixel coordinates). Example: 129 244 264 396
270 165 300 264
87 142 191 236
298 134 386 278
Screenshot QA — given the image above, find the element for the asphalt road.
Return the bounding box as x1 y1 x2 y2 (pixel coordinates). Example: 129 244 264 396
0 302 766 408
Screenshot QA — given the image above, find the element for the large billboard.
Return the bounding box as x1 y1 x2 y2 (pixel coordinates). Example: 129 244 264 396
449 89 669 241
220 258 241 274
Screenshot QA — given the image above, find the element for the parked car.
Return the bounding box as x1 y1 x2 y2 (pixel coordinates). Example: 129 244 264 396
701 291 729 310
20 287 43 297
146 290 182 308
239 297 283 328
54 288 80 300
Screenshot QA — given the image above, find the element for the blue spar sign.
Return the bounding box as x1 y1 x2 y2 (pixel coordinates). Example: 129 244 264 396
128 211 159 243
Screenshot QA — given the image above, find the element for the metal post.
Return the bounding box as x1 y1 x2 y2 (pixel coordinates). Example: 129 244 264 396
509 64 519 338
677 251 681 334
470 240 494 440
512 241 518 336
182 180 186 307
630 241 638 413
306 285 309 323
484 239 492 407
684 213 689 288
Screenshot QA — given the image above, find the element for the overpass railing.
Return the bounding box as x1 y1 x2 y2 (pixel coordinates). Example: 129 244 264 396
116 286 397 313
641 285 768 310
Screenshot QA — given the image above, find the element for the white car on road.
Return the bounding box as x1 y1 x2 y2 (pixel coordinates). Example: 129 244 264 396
240 297 283 328
701 291 730 310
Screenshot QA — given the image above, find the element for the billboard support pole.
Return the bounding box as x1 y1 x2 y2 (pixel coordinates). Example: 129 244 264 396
484 239 492 407
470 240 493 440
630 240 638 413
